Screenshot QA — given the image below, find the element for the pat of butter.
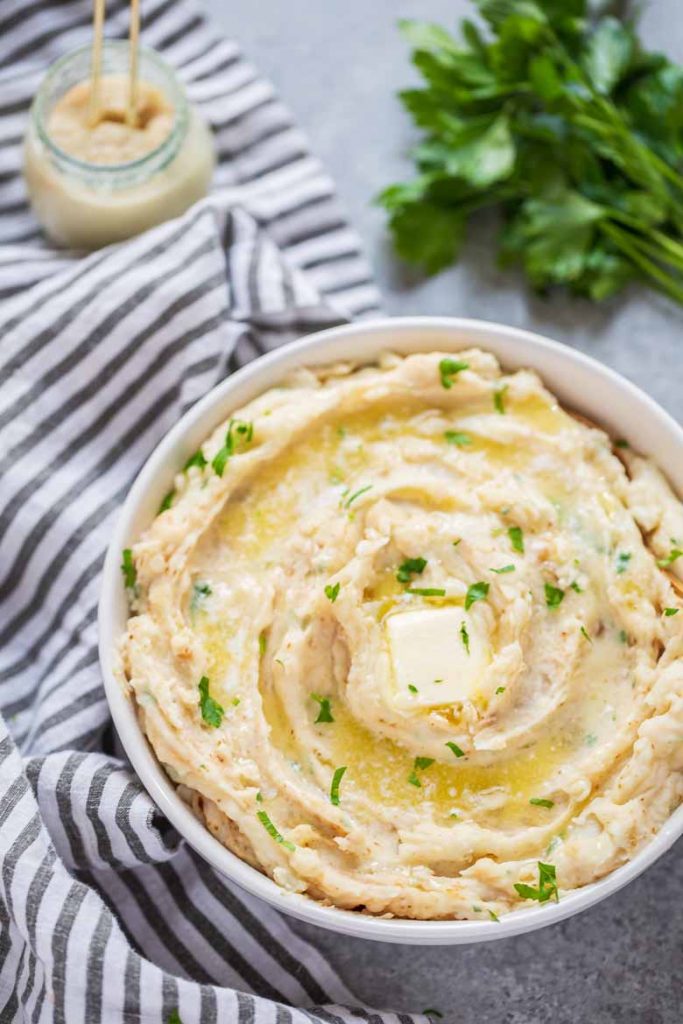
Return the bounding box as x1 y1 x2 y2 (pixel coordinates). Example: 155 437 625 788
386 607 486 710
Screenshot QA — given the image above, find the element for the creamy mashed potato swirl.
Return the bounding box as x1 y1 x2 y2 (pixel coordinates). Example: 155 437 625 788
122 350 683 919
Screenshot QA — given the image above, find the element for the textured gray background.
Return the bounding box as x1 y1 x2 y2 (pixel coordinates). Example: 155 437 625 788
207 2 682 1021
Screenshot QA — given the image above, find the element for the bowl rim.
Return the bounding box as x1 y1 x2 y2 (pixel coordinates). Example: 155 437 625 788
99 315 683 944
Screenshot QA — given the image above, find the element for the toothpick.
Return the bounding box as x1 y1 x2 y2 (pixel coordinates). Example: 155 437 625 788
127 0 140 127
88 0 106 127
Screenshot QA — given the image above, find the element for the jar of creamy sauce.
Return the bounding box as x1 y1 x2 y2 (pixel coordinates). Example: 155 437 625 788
24 42 215 250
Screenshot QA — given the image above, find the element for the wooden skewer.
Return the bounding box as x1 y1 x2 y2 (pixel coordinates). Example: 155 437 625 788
88 0 106 127
127 0 140 127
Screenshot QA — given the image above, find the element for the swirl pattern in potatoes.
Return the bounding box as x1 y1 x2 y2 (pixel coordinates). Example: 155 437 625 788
121 350 683 919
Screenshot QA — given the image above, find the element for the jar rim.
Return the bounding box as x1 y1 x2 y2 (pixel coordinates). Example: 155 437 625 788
32 41 189 178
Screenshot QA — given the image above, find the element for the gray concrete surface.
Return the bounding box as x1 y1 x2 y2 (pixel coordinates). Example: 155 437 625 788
206 2 682 1021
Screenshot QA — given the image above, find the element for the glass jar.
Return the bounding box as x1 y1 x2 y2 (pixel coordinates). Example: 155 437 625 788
24 42 215 250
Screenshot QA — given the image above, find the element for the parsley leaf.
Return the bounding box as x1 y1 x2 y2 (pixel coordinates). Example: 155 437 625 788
493 384 508 414
508 526 524 554
439 358 469 389
121 549 136 590
330 766 347 806
658 548 683 568
514 861 559 904
158 491 174 513
460 620 470 654
529 797 555 808
444 430 472 447
408 756 434 787
397 556 427 583
465 580 489 610
184 450 207 471
325 582 341 603
344 484 373 508
580 625 592 643
198 676 224 728
407 587 446 597
616 551 632 574
311 694 334 723
491 564 515 574
257 810 295 851
544 583 565 609
665 607 679 617
212 419 253 477
445 740 465 759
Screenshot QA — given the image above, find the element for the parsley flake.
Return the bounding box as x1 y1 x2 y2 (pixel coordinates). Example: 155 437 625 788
311 694 334 723
544 583 565 609
184 450 207 471
570 581 583 593
158 491 175 514
658 548 683 568
212 419 254 477
344 484 373 508
396 556 427 583
580 625 592 643
460 620 470 654
408 683 419 694
324 582 340 603
444 430 472 447
407 587 446 597
257 810 295 851
616 552 632 574
465 581 489 610
488 909 500 922
330 765 347 806
445 741 465 759
664 607 679 617
514 861 559 904
493 384 508 414
258 632 267 656
190 581 211 616
508 526 524 554
530 797 555 808
408 756 434 786
439 358 469 389
614 439 630 449
198 676 224 728
495 686 506 695
491 564 515 574
121 549 136 590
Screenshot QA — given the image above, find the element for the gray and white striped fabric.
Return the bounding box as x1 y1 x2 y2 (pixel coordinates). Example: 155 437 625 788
0 1 403 1020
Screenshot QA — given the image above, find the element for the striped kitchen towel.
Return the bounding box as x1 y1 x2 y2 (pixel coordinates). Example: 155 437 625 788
0 1 402 1021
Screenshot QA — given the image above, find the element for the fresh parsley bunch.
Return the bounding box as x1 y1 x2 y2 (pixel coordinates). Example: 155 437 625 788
378 0 683 304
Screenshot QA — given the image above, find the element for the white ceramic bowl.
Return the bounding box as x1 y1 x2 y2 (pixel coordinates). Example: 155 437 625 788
99 317 683 944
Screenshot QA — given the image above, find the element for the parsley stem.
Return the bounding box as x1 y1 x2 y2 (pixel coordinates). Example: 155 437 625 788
601 222 683 306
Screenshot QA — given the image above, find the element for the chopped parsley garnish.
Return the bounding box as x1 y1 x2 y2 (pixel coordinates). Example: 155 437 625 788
493 384 508 414
452 538 461 547
619 629 628 644
445 741 465 759
212 419 254 477
614 439 630 449
330 766 347 806
658 548 683 568
198 676 224 728
256 790 263 802
344 484 373 508
232 697 241 707
121 549 136 590
407 587 446 597
257 810 295 851
495 686 506 695
408 756 434 787
514 862 559 904
184 449 207 471
444 430 472 447
508 526 524 554
465 581 489 610
168 1012 183 1024
491 564 515 574
258 632 267 656
544 583 565 609
190 581 211 616
570 581 583 593
439 358 469 389
324 582 340 603
530 797 555 809
158 490 175 513
616 552 632 574
311 694 334 723
408 683 418 694
488 910 500 923
396 556 427 583
665 607 679 617
460 620 470 655
580 625 592 644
